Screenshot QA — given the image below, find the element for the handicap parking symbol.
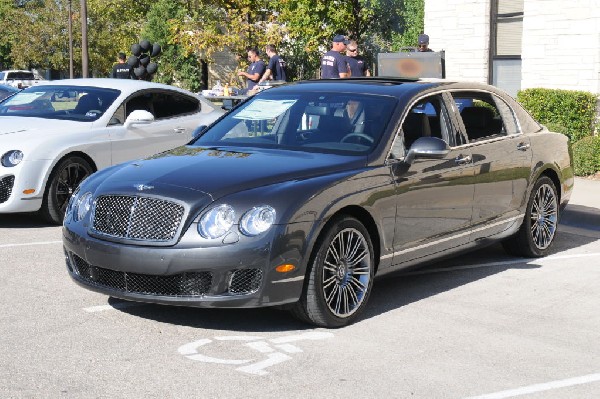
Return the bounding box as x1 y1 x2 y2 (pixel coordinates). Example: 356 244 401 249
178 331 334 376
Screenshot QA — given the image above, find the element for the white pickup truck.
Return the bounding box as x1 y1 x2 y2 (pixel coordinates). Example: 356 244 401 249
0 70 43 89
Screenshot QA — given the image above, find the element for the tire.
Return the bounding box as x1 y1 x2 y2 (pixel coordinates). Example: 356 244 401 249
292 216 375 328
40 156 94 225
502 176 559 257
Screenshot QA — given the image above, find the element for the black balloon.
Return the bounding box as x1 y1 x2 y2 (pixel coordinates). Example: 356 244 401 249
133 66 147 78
127 55 139 67
151 43 162 57
139 54 150 66
146 62 158 75
131 43 141 57
139 40 151 52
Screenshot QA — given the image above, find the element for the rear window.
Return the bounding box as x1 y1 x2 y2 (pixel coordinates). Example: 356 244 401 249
7 72 34 80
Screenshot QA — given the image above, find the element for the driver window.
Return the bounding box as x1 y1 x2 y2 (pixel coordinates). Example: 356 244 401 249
391 95 450 158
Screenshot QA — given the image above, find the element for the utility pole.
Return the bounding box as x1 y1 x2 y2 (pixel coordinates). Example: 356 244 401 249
68 0 73 78
80 0 89 78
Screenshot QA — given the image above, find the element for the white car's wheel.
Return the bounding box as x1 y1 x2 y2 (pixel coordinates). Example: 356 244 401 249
41 156 94 224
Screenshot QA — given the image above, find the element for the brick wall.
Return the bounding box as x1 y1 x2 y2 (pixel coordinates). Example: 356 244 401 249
521 1 600 93
424 0 491 83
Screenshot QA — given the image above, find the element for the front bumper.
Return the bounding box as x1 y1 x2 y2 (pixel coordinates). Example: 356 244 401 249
62 220 311 308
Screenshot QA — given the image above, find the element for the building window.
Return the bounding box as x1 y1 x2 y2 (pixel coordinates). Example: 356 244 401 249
490 0 524 97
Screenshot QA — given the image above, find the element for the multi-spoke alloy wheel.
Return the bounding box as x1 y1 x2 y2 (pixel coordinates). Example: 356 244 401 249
530 183 558 250
322 227 371 318
41 156 94 225
292 216 374 328
502 176 559 258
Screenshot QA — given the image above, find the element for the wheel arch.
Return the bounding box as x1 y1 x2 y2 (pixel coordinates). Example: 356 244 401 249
310 205 381 274
44 151 99 188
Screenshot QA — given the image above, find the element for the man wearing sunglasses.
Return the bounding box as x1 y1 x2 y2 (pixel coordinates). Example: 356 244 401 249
345 40 371 77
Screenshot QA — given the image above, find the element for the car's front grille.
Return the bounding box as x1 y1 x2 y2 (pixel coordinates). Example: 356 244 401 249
0 175 15 204
69 253 212 297
229 269 263 295
92 195 185 242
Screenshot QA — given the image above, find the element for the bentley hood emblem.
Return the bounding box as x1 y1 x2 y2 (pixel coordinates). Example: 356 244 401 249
134 184 154 191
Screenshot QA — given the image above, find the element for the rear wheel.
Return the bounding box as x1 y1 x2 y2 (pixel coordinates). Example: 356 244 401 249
40 156 94 224
502 176 559 257
292 216 374 328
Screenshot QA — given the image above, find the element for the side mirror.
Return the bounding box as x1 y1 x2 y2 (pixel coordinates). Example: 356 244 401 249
124 110 154 128
404 136 450 164
192 125 207 139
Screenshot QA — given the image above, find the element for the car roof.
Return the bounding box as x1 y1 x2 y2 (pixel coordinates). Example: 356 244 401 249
34 78 194 96
264 77 506 98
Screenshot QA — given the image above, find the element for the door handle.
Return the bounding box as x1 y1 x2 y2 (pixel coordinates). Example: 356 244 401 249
454 155 472 165
173 127 186 134
517 142 530 151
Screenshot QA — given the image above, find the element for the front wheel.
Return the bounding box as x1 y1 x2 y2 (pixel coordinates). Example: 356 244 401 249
292 216 374 328
40 156 94 225
502 176 559 257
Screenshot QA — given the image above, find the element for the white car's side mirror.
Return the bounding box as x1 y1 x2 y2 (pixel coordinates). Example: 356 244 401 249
124 110 154 128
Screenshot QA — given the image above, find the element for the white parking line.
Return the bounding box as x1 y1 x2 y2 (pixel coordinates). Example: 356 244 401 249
465 372 600 399
83 302 146 313
0 240 62 248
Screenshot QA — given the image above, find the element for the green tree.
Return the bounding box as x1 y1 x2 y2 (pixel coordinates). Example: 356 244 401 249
141 0 203 91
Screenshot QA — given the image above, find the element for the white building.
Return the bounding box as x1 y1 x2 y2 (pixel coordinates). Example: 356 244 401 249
424 0 600 98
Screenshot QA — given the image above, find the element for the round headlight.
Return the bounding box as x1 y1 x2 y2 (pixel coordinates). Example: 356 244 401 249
240 206 276 236
75 192 93 221
198 204 235 239
1 150 24 167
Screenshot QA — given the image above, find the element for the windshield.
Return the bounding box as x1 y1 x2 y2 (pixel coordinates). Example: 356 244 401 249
0 85 120 121
193 92 397 155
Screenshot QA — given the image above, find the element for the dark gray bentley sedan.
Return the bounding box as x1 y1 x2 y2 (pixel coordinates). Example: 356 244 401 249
63 78 573 327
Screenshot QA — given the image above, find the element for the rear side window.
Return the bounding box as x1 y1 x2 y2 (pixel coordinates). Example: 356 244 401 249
451 91 519 143
152 92 199 119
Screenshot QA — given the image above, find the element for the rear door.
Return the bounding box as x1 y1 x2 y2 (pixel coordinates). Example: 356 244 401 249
449 90 532 240
388 93 475 266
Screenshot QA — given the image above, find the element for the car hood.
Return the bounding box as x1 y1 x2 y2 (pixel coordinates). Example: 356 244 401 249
0 116 87 137
95 145 366 201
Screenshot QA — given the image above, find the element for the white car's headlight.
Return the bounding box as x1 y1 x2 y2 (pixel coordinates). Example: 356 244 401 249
74 192 93 221
1 150 23 167
240 206 276 236
198 204 235 239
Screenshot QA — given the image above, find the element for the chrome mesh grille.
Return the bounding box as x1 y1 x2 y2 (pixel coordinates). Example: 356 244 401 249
69 253 212 297
229 269 263 295
92 195 185 241
0 175 15 204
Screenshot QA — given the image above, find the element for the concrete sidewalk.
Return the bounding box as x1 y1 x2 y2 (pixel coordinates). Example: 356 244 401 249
560 177 600 238
568 177 600 208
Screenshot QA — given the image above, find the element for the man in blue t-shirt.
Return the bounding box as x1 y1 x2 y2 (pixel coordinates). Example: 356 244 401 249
320 35 350 79
260 45 288 83
345 40 371 77
238 48 266 90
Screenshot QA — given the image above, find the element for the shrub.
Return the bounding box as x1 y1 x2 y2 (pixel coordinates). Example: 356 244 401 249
517 88 597 142
572 135 600 176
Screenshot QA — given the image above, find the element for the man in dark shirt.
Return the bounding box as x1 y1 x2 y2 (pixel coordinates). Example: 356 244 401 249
111 52 131 79
320 35 349 79
418 34 434 52
345 40 370 77
237 48 266 90
260 45 288 83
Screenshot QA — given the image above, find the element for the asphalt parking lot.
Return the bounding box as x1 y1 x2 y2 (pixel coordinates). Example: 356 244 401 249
1 178 599 398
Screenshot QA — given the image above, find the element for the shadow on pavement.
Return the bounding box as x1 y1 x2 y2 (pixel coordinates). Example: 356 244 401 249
0 213 54 228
